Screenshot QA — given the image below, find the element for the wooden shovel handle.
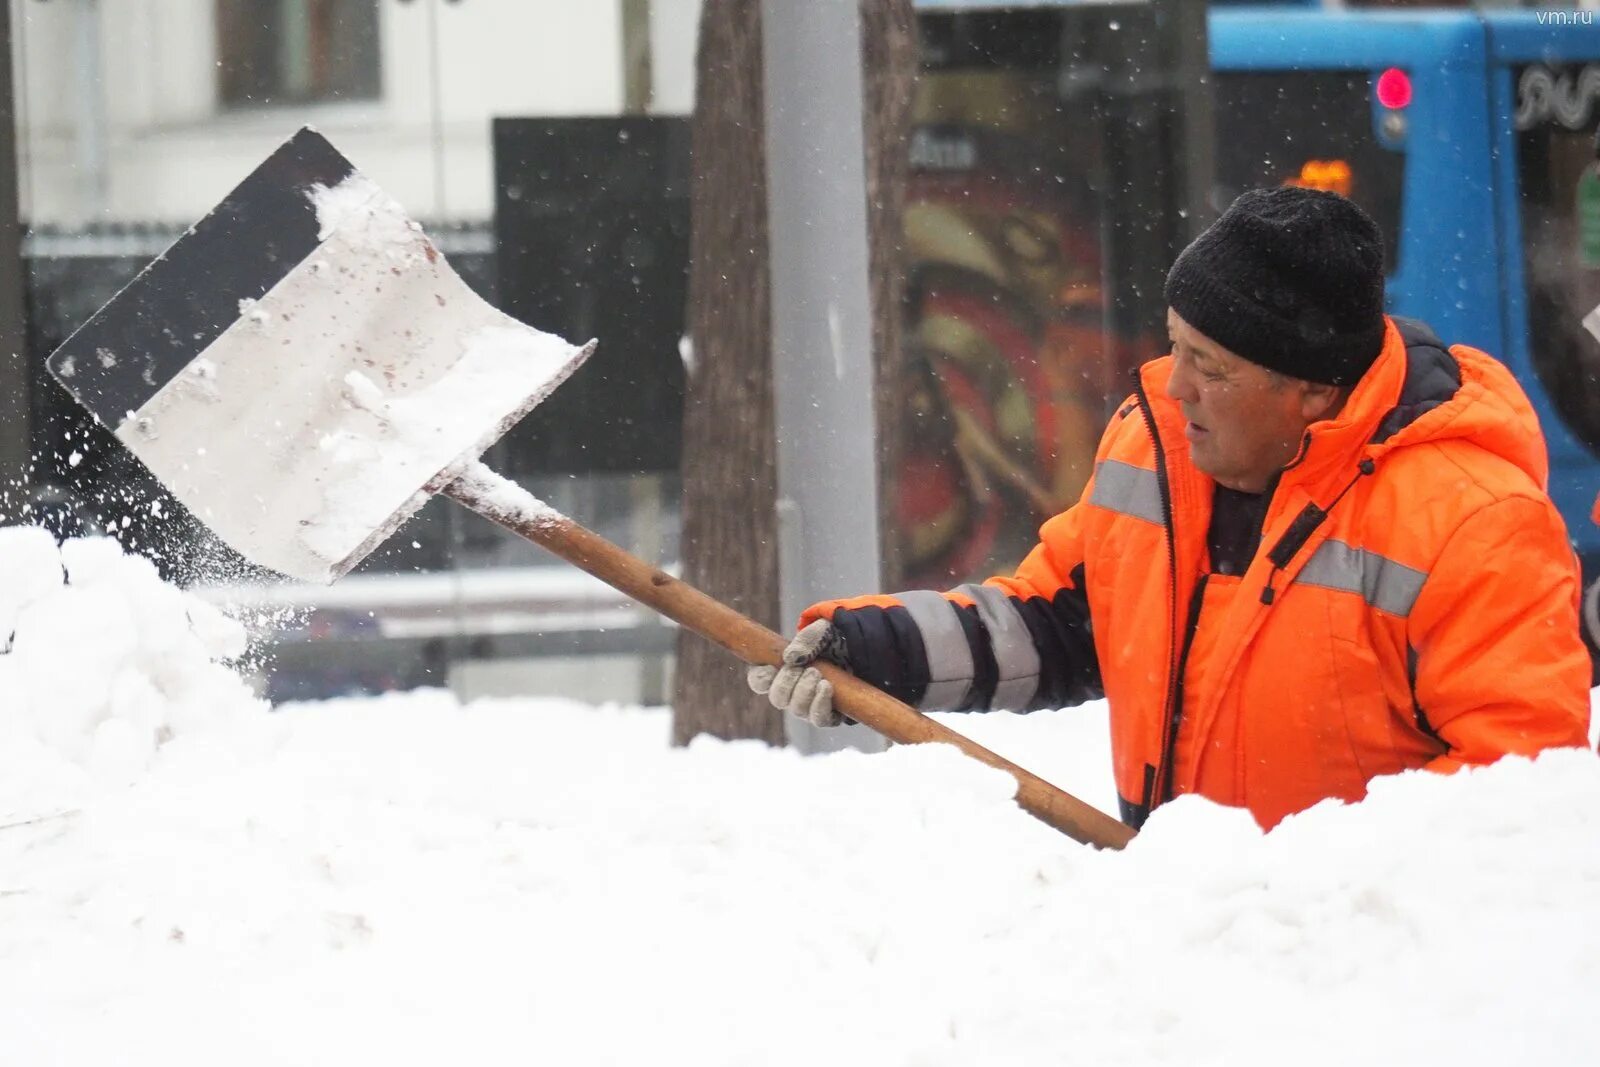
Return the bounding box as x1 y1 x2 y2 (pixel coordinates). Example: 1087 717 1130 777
445 469 1134 850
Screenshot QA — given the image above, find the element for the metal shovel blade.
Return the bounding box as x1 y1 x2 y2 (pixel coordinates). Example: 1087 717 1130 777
46 127 593 583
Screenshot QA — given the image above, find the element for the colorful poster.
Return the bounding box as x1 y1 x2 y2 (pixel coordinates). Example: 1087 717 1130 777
898 70 1110 588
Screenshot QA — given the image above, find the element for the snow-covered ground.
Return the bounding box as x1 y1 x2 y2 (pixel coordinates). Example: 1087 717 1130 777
1 529 1597 1066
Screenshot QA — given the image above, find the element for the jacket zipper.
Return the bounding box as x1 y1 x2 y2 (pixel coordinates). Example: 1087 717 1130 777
1162 574 1210 804
1131 376 1185 813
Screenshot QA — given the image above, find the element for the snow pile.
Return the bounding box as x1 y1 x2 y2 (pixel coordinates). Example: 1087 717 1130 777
0 526 265 777
1 532 1597 1065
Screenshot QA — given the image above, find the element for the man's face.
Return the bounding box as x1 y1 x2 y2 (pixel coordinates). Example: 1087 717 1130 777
1163 310 1329 493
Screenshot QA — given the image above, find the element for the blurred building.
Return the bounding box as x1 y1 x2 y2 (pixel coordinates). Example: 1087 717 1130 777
12 0 702 225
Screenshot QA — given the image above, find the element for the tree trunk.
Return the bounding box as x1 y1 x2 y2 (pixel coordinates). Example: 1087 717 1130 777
671 0 916 746
672 0 783 746
861 0 915 592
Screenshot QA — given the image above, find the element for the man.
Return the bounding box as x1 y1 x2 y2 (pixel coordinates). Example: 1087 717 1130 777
749 186 1593 830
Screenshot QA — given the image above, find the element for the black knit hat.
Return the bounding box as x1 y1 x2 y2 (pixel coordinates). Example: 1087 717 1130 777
1164 187 1386 386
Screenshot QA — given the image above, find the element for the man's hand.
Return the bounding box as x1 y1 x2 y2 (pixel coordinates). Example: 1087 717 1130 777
747 619 850 727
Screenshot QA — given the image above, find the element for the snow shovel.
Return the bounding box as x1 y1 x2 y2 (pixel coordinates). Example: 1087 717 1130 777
45 127 1133 851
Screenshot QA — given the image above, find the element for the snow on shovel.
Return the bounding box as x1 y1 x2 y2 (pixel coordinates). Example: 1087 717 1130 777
46 127 1133 851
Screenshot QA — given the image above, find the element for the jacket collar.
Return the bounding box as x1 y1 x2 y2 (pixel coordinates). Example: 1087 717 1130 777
1278 317 1406 492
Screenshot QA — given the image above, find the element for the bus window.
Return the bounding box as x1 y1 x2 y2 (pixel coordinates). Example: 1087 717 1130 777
1214 71 1406 272
1514 63 1600 460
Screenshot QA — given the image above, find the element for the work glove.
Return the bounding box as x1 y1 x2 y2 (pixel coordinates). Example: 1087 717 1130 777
747 618 851 727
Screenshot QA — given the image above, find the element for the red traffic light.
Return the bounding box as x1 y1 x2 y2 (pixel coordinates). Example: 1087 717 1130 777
1376 68 1412 110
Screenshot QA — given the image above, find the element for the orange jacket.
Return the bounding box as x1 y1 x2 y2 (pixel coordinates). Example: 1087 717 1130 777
804 318 1592 828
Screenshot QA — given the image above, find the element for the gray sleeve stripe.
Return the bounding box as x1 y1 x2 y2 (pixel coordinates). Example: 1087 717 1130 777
919 677 974 714
959 583 1042 711
895 589 974 711
1295 539 1429 617
1089 459 1164 526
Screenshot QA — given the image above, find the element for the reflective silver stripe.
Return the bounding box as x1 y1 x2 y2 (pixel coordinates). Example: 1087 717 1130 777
895 589 974 711
959 584 1042 711
1089 460 1163 525
1296 539 1428 617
